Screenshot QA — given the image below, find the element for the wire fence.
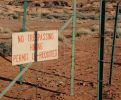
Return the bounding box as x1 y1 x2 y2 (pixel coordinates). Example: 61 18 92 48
0 0 121 100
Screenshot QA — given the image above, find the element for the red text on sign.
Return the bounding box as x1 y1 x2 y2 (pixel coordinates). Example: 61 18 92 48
18 35 24 43
12 53 28 63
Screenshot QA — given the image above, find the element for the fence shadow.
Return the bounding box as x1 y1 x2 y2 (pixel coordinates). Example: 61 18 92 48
0 37 11 40
114 62 121 66
0 68 96 99
0 76 65 99
0 55 12 63
29 68 96 83
4 95 22 100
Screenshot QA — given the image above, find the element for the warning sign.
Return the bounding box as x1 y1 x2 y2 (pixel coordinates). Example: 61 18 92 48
12 30 58 65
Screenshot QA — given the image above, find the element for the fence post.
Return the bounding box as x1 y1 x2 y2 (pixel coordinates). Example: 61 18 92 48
116 3 120 38
0 64 32 99
109 3 119 85
19 0 27 85
97 0 105 100
70 0 77 96
58 16 72 46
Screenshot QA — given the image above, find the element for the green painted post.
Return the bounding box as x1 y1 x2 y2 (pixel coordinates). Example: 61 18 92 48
109 3 119 85
116 3 120 38
22 0 27 32
59 16 72 46
19 0 27 85
59 16 72 35
0 0 75 98
0 64 32 99
97 0 105 100
19 65 24 84
70 0 76 96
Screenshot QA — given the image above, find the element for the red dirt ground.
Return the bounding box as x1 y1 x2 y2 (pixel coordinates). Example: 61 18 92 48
0 19 121 100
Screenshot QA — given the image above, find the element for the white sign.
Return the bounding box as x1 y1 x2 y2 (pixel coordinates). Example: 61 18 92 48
12 30 58 65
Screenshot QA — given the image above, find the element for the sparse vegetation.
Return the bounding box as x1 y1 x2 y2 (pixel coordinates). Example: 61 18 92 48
0 27 11 34
76 28 92 37
0 0 121 100
105 28 114 35
0 42 12 56
117 28 121 36
117 23 121 28
12 13 20 20
91 24 99 32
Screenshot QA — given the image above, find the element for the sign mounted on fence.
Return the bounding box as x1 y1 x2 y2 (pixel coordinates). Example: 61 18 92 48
12 30 58 65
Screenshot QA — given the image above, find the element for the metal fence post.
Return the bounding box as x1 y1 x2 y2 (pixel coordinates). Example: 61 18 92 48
97 0 105 100
19 0 27 85
0 64 32 99
70 0 77 96
116 3 120 38
0 0 76 98
109 3 119 85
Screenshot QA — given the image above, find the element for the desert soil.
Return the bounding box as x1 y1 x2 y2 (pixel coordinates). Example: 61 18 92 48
0 0 121 100
0 19 121 100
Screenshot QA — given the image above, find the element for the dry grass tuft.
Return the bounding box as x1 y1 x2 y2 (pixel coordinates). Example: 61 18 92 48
77 28 92 36
117 23 121 28
91 24 99 32
117 28 121 36
0 27 11 34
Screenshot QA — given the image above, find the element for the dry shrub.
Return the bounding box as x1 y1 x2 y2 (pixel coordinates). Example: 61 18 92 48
117 23 121 28
77 28 92 36
105 28 114 34
91 24 99 32
12 13 20 20
58 33 66 42
0 27 11 34
117 28 121 36
105 37 112 45
58 35 63 42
